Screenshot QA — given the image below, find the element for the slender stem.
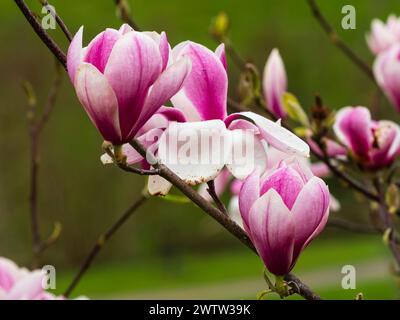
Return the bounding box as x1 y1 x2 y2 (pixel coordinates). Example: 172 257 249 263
306 0 375 83
114 0 141 31
374 178 400 267
14 0 67 69
39 0 72 42
117 162 160 176
207 180 228 215
223 39 246 71
27 67 63 265
129 139 321 300
64 194 148 297
327 217 377 234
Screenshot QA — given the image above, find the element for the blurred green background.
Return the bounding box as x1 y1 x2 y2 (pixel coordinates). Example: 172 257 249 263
1 0 400 299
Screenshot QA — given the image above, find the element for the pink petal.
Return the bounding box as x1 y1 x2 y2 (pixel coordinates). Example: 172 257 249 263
104 32 162 138
171 42 228 121
7 271 44 300
225 112 310 157
260 165 304 210
84 28 121 74
131 57 191 137
67 26 84 83
75 63 122 143
215 43 227 70
291 177 330 258
248 189 295 276
238 170 260 233
334 106 373 159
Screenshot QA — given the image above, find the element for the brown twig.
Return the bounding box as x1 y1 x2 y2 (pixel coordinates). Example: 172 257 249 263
129 139 321 300
25 65 63 265
117 162 161 176
39 0 73 42
64 193 148 297
374 178 400 268
207 180 228 215
114 0 141 31
306 0 375 83
327 217 377 234
14 0 67 69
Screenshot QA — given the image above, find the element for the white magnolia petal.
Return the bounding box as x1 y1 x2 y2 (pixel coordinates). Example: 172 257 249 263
148 175 173 196
235 112 310 157
157 120 229 185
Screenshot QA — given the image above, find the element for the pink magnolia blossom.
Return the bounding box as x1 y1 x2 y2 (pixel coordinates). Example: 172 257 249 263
238 160 329 276
334 106 400 170
155 41 309 191
366 15 400 55
67 24 191 145
262 49 287 118
373 44 400 112
0 257 59 300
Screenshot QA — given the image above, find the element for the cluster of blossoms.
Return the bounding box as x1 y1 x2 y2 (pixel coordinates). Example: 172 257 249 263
66 24 329 279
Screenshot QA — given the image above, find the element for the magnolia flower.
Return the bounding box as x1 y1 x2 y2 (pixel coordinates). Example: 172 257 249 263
334 106 400 170
366 15 400 55
262 49 287 118
373 44 400 112
67 24 191 145
154 41 309 192
239 160 329 276
0 257 59 300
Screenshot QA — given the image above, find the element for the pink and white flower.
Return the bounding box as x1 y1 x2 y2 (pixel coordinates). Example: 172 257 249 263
0 257 58 300
67 24 191 145
334 106 400 170
239 160 329 276
366 15 400 55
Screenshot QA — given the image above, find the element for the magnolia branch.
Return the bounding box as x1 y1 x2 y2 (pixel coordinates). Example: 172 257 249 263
64 193 148 297
306 0 375 83
24 64 63 265
15 0 321 300
114 0 141 31
39 0 72 41
129 139 321 300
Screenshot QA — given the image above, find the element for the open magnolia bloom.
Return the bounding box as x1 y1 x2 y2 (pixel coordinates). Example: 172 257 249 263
67 24 191 145
150 41 309 194
334 106 400 170
239 159 330 276
366 15 400 55
0 257 59 300
199 147 339 229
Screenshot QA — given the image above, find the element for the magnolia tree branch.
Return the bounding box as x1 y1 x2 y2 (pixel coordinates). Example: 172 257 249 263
306 0 375 83
25 65 63 266
207 180 228 215
14 0 67 69
64 193 148 297
114 0 141 31
129 139 321 300
39 0 73 41
16 1 321 300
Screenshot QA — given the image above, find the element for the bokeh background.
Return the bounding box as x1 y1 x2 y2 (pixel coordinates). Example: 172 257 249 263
1 0 400 299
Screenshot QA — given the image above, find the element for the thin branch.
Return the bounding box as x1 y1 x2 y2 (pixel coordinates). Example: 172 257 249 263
64 194 148 297
306 0 375 83
26 67 63 265
129 139 321 300
114 0 141 31
39 0 72 42
117 162 161 176
14 0 67 69
207 180 228 215
374 178 400 268
327 217 377 234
